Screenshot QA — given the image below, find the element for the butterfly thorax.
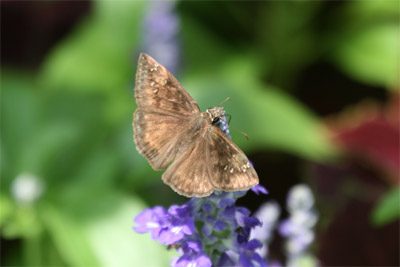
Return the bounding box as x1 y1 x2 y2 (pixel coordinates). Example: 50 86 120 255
202 107 225 124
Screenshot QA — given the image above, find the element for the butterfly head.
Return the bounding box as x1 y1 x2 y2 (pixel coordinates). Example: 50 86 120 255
203 107 225 124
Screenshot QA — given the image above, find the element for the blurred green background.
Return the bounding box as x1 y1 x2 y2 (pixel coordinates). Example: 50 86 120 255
1 1 399 266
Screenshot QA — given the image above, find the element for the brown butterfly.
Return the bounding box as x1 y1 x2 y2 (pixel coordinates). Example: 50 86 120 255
133 53 259 197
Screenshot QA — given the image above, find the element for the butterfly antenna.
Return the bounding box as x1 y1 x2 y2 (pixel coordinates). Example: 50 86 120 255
230 125 249 141
225 114 232 124
218 97 231 106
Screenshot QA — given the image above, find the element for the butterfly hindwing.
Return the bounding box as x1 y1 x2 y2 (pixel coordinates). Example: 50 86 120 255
162 125 214 197
135 54 200 117
206 126 259 191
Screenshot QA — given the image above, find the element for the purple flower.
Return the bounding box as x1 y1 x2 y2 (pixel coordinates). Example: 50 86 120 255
251 184 269 195
159 204 195 245
239 240 267 267
250 201 281 258
141 0 180 74
133 206 167 240
215 115 231 138
175 252 212 267
214 220 227 232
217 196 236 209
279 184 318 264
218 251 236 266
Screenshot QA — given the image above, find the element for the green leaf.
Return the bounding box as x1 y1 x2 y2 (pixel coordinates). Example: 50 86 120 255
41 1 145 92
41 193 174 267
42 204 100 266
0 72 42 180
40 1 146 124
371 187 400 226
0 195 13 226
17 122 81 177
83 194 175 267
332 24 399 89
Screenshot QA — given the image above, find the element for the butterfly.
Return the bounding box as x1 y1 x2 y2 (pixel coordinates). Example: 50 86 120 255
133 53 259 197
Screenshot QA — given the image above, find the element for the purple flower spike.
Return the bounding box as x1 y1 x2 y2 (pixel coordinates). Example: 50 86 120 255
141 0 180 74
279 184 319 264
250 201 281 258
134 174 269 266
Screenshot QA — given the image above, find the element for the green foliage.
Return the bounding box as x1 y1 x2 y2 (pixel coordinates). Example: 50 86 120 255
371 187 400 227
40 0 146 125
333 24 399 89
43 193 175 267
329 0 399 89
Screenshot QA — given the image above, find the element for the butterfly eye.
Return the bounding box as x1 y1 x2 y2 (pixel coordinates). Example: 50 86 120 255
212 117 220 124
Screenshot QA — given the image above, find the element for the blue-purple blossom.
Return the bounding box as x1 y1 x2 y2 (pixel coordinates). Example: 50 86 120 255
133 185 268 266
279 184 319 266
250 201 281 258
239 240 266 267
141 0 180 74
133 206 167 240
134 204 195 246
251 184 269 195
215 115 231 138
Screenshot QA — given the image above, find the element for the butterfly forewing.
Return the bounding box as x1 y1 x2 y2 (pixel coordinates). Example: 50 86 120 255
134 53 200 170
135 54 200 116
134 109 189 170
206 126 259 191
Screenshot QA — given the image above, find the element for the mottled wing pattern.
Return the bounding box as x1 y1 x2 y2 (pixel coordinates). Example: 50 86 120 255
162 126 214 197
135 53 200 117
206 126 259 191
